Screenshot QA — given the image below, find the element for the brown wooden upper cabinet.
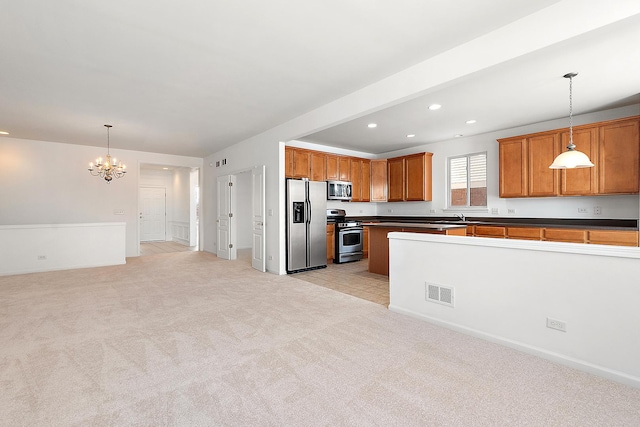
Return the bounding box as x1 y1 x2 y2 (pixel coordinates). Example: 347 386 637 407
326 154 339 180
350 158 371 202
387 152 433 202
370 159 387 202
310 151 327 181
498 116 639 198
338 156 351 181
599 118 639 194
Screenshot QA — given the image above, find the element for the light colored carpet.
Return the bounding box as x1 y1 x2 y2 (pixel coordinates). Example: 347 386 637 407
1 252 639 426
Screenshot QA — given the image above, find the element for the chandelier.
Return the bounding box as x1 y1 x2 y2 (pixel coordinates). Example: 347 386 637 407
88 124 127 183
549 72 594 169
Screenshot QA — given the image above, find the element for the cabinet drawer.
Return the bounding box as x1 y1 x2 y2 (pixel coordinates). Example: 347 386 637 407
544 228 586 243
507 227 542 240
588 230 638 246
474 226 506 238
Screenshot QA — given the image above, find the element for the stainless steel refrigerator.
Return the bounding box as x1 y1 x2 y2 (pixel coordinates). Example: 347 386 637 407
286 179 327 273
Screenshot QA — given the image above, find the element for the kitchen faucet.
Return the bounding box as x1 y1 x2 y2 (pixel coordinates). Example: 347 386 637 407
454 213 466 221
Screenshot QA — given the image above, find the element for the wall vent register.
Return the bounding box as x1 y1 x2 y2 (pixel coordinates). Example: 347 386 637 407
426 283 455 307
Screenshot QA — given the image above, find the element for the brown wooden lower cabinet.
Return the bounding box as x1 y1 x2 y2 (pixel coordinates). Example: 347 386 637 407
543 228 587 243
326 224 335 262
469 224 637 246
507 227 543 240
588 230 639 246
474 225 506 238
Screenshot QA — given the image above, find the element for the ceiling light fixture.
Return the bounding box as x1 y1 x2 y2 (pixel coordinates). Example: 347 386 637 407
368 123 377 128
454 134 464 138
428 104 441 110
88 124 127 183
406 134 415 138
0 131 9 135
466 119 477 124
549 73 594 169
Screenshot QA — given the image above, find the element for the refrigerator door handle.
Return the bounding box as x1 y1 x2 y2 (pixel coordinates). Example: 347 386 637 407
307 199 311 224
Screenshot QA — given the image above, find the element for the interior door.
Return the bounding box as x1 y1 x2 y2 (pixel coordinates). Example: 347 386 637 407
251 165 266 272
140 187 166 242
216 175 237 260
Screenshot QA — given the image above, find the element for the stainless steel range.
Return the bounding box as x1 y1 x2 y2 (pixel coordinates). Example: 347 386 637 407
327 209 363 264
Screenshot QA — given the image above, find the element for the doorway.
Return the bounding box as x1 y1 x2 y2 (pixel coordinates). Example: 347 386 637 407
139 164 200 255
216 165 266 272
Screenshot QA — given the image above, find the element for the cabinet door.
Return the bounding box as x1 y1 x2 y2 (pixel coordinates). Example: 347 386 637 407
598 118 639 194
544 228 587 243
588 230 638 246
338 157 351 181
326 224 335 261
561 127 598 195
405 152 432 201
528 133 559 197
326 155 339 180
292 148 311 178
310 152 326 181
370 159 387 202
350 158 362 202
285 147 294 178
387 157 405 202
498 137 528 197
361 159 371 202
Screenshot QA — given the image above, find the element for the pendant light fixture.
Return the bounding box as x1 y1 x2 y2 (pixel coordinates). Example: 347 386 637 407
549 72 594 169
88 124 127 183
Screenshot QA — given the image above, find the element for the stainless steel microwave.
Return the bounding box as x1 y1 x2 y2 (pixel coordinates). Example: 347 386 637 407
327 180 352 201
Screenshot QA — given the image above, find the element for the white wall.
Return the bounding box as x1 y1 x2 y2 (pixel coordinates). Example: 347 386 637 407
388 232 640 388
0 137 202 258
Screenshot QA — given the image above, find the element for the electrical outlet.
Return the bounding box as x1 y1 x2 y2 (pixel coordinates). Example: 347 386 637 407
113 209 125 215
268 209 273 216
37 255 46 260
578 207 588 214
491 208 499 215
388 209 393 213
429 209 436 214
546 317 567 332
268 255 273 260
507 208 516 214
594 206 602 215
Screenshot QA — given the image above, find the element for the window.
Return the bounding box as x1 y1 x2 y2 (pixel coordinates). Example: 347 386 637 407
448 152 487 208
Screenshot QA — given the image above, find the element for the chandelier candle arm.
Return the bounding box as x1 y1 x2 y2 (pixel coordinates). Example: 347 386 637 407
549 72 594 169
88 124 127 183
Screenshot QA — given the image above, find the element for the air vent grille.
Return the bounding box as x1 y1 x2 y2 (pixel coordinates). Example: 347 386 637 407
425 282 454 307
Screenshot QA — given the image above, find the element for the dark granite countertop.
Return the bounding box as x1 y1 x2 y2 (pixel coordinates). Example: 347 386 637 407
352 216 638 231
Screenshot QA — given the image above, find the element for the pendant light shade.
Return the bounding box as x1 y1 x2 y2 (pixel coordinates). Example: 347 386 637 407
549 73 594 169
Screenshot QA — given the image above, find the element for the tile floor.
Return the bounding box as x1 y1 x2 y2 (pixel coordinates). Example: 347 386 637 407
291 258 390 306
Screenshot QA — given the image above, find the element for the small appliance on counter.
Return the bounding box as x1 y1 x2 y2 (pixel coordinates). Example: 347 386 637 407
327 209 363 264
326 180 352 201
286 178 327 273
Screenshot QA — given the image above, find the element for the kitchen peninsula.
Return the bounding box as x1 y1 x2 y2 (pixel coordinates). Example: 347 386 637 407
365 222 467 275
362 217 638 276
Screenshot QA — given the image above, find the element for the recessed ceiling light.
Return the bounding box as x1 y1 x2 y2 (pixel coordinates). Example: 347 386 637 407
368 123 377 128
406 134 415 138
428 104 441 110
455 134 464 138
466 119 477 124
0 131 8 135
162 167 169 170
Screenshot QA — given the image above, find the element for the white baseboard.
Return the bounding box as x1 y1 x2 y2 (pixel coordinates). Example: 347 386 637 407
388 304 640 390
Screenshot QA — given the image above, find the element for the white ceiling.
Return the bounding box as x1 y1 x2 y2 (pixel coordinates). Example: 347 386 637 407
1 1 639 157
